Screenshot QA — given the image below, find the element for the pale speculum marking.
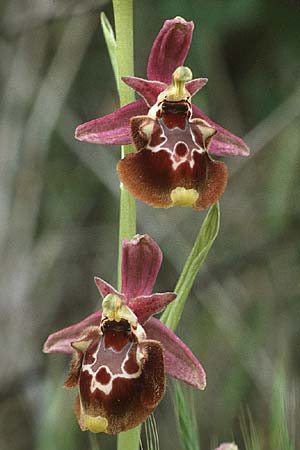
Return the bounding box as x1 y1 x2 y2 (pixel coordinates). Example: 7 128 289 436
148 119 205 170
81 337 144 396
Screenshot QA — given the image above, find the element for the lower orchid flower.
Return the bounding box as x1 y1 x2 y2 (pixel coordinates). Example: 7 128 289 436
75 17 249 211
43 235 206 434
215 444 238 450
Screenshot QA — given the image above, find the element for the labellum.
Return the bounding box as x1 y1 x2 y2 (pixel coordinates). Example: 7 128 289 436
64 294 165 434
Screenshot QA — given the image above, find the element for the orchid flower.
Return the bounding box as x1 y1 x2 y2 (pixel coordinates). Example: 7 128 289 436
43 235 206 434
214 444 238 450
75 17 249 210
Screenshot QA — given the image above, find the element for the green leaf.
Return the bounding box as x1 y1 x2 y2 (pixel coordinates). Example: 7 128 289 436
117 426 141 450
143 415 160 450
270 365 294 450
100 12 120 91
173 381 201 450
161 202 220 331
240 409 262 450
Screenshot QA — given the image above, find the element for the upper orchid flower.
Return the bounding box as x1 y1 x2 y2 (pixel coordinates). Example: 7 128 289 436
75 17 249 210
43 235 206 434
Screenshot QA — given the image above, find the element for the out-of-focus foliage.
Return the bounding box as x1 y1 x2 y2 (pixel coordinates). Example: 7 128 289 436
0 1 299 449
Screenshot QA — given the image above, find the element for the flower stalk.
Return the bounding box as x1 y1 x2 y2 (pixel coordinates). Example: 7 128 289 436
112 0 137 290
112 2 140 449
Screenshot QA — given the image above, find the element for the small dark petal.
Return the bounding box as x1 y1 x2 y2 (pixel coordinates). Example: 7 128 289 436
94 276 123 299
128 292 176 324
122 77 167 107
185 78 208 96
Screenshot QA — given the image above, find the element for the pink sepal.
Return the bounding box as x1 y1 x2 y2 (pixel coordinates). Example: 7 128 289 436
144 318 206 390
128 293 176 324
122 77 167 107
43 310 101 354
147 17 194 84
75 100 148 145
186 78 208 96
94 276 123 299
121 235 163 298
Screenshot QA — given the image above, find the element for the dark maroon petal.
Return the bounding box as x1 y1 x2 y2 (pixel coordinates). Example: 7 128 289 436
94 276 123 299
186 78 208 96
78 339 165 434
144 318 206 390
122 77 167 107
117 148 228 210
121 234 162 298
147 17 194 84
192 105 250 157
128 293 176 324
43 310 102 354
75 100 148 145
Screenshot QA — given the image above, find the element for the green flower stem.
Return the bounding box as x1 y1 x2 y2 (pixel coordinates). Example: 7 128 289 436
117 425 141 450
113 0 134 108
112 3 140 450
161 202 220 332
112 0 137 290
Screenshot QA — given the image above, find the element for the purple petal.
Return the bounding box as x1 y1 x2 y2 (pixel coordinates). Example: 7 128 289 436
128 293 176 324
121 235 163 298
214 444 239 450
122 77 167 107
192 105 250 157
43 310 101 354
144 318 206 390
94 276 123 299
186 78 208 96
147 17 194 84
75 100 148 145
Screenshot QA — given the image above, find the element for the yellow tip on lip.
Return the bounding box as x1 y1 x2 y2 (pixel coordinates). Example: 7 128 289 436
83 414 108 433
170 187 199 207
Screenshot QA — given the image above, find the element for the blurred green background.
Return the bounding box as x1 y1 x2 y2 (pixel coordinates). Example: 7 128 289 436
0 0 300 449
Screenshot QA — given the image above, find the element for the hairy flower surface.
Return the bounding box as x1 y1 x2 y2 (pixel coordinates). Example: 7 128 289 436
76 17 249 210
43 235 206 434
